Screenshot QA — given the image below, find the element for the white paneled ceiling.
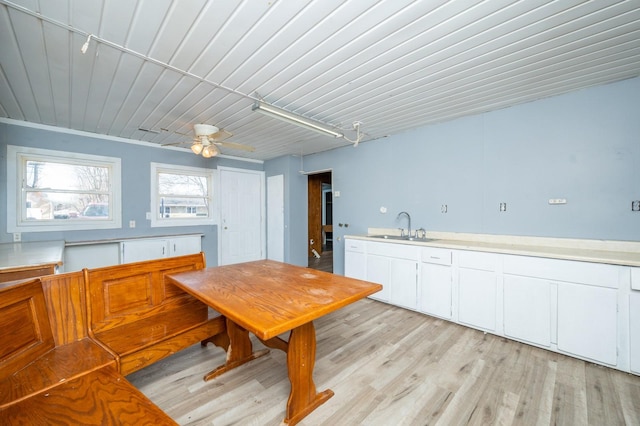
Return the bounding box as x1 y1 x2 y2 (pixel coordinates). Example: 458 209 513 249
1 0 639 161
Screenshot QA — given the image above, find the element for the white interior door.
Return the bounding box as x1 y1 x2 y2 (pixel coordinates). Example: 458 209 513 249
218 167 265 265
267 174 284 262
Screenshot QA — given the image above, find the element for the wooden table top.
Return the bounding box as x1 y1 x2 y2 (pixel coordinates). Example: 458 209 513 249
166 260 382 340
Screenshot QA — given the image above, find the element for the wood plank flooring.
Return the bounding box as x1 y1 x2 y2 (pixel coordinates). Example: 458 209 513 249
308 249 333 273
127 299 640 425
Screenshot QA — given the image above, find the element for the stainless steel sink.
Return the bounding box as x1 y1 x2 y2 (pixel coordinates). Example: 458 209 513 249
369 235 436 242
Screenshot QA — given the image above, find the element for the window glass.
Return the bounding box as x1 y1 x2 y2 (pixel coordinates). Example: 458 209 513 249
24 160 111 221
7 146 121 232
151 163 215 227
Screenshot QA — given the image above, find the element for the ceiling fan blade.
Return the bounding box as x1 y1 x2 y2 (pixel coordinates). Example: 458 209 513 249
208 129 233 141
216 141 255 152
161 141 190 147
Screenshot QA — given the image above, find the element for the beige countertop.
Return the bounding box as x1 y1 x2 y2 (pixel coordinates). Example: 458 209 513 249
346 230 640 267
0 240 65 271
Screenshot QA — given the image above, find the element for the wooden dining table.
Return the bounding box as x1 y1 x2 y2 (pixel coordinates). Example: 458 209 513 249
166 259 382 425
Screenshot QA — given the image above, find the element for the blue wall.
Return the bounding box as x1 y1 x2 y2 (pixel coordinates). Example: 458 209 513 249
299 77 640 274
0 122 263 265
3 77 639 272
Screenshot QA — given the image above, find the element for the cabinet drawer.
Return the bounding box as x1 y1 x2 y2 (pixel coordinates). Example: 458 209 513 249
420 247 452 265
344 239 366 253
458 250 497 271
368 241 418 260
503 255 620 289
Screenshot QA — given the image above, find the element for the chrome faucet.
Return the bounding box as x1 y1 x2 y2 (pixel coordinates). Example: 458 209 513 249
397 211 411 238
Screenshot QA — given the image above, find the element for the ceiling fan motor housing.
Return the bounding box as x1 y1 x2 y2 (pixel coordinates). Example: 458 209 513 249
193 123 218 136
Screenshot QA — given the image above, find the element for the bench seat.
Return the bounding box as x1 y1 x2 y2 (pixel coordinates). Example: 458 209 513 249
95 299 226 375
0 367 177 425
0 338 115 408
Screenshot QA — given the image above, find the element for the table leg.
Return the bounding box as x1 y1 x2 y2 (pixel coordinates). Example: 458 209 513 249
284 321 334 425
203 318 269 381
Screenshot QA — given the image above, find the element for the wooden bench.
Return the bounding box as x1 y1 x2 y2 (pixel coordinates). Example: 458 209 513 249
83 252 228 375
0 278 177 424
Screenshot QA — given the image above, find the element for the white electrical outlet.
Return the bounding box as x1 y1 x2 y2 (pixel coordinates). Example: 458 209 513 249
129 220 136 228
549 198 567 205
499 202 507 212
13 233 21 242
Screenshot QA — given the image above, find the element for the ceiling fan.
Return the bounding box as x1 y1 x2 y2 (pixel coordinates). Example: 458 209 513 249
160 124 255 158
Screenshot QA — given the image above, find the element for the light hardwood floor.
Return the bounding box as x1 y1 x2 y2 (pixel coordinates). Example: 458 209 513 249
127 299 640 425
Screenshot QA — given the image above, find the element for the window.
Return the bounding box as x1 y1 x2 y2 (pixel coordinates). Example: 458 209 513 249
150 162 215 227
7 145 122 232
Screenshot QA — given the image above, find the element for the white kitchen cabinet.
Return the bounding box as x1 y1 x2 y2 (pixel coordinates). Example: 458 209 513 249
630 291 640 374
121 235 201 264
458 268 497 331
365 242 418 308
420 247 453 319
557 282 617 365
344 238 367 281
503 275 552 347
170 235 202 256
121 238 168 263
504 254 620 366
389 258 418 310
457 251 499 332
366 254 391 302
64 243 120 271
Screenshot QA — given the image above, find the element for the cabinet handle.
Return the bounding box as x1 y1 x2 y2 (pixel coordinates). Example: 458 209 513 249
430 256 440 260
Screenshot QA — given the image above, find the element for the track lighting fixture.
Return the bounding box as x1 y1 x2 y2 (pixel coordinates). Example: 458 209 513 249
81 34 93 54
251 101 363 146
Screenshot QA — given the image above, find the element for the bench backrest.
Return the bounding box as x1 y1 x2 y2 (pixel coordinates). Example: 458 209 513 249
83 253 206 335
39 271 88 346
0 279 54 381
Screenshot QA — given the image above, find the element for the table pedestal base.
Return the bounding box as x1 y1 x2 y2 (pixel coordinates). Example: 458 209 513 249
206 319 332 425
263 321 334 425
203 318 270 381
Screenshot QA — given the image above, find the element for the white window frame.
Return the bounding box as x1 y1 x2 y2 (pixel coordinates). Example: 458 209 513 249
7 145 122 232
150 162 216 228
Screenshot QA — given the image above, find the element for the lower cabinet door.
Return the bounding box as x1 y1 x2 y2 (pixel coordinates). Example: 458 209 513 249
420 262 452 319
345 250 366 281
121 239 168 263
557 282 617 366
170 236 201 256
629 292 640 374
458 268 497 331
389 258 417 310
503 275 551 347
366 254 391 302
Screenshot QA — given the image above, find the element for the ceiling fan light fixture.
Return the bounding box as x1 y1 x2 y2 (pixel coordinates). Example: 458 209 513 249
252 101 344 138
191 142 204 155
201 144 219 158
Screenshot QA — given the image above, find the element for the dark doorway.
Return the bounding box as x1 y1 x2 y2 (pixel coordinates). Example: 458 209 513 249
307 171 333 273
